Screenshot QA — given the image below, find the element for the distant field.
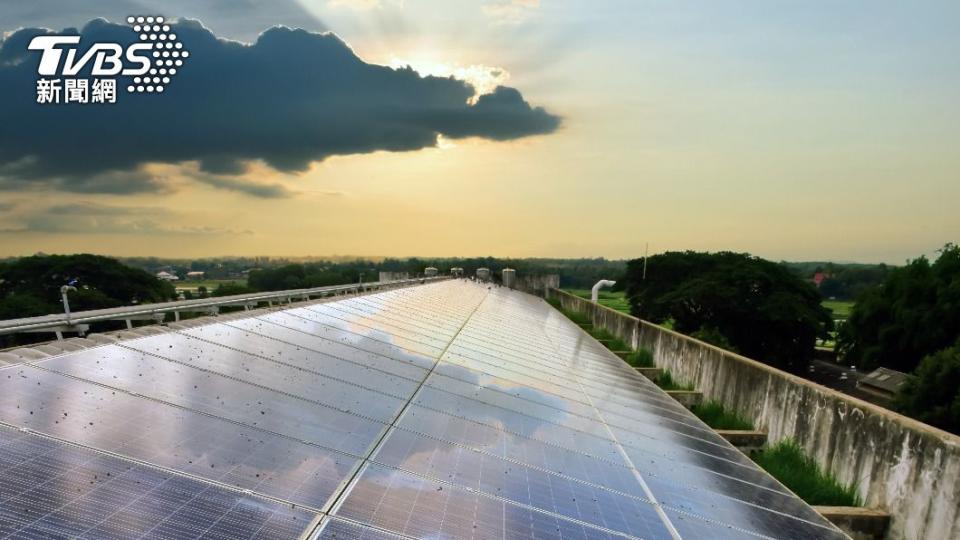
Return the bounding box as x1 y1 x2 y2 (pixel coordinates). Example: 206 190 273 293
175 278 247 292
565 289 631 314
822 299 854 320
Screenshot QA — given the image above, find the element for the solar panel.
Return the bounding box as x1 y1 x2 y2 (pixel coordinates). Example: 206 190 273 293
0 426 317 539
332 462 657 540
181 322 430 382
314 518 410 540
0 364 359 510
124 331 420 402
33 346 389 455
0 281 848 539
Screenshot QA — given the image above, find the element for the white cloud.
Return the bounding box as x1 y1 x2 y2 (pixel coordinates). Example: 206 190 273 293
388 58 510 102
0 201 252 236
327 0 404 10
483 0 541 24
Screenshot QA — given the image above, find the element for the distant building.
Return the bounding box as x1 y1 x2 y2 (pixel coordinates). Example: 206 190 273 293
858 367 911 400
155 271 179 281
186 271 205 280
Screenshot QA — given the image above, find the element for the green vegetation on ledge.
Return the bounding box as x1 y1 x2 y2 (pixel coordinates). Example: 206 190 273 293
564 289 631 314
691 401 753 430
752 441 861 506
587 327 629 352
654 370 693 391
546 297 590 326
625 348 654 368
547 297 654 368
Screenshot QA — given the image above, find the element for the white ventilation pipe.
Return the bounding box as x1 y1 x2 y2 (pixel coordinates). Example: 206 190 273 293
591 280 616 303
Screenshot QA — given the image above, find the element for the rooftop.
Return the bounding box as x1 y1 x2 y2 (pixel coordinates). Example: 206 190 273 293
0 280 845 539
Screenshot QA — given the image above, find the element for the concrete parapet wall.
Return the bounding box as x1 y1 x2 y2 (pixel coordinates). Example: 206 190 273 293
547 288 960 540
516 274 560 295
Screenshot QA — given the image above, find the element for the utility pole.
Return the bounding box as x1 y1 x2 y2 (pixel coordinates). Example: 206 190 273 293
642 242 649 280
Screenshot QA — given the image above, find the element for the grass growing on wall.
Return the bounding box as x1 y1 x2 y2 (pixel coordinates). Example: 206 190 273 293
565 289 631 314
587 327 630 351
752 441 861 506
546 298 592 326
547 296 650 364
625 348 655 368
654 370 694 391
691 401 754 430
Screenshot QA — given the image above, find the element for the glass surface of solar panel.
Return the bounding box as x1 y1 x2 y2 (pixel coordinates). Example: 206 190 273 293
311 301 463 338
422 373 610 433
294 305 458 347
314 518 411 540
283 308 452 352
181 322 430 382
34 345 387 456
124 331 421 402
227 317 437 370
254 312 445 361
0 426 316 540
395 405 643 495
411 386 622 458
333 463 666 540
0 364 359 510
429 363 603 419
371 428 666 537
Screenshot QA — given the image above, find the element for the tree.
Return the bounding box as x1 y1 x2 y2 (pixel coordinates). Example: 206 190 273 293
0 254 176 346
212 283 255 297
894 341 960 434
624 251 832 372
0 254 175 314
837 244 960 372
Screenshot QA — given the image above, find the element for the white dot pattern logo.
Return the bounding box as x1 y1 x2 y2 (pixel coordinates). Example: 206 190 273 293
125 15 187 94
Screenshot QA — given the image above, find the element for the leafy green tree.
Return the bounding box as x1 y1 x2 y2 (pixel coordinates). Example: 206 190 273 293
624 251 832 372
0 254 174 314
838 244 960 372
691 326 737 352
894 341 960 434
212 283 255 297
247 264 307 290
0 254 176 346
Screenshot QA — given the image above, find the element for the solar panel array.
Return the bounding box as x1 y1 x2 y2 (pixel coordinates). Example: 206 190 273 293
0 280 847 539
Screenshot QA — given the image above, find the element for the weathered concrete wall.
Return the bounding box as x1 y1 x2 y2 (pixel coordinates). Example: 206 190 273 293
547 288 960 540
516 274 560 295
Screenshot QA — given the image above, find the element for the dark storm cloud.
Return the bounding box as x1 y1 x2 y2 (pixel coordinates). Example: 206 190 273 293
0 0 326 43
192 172 293 198
0 19 560 195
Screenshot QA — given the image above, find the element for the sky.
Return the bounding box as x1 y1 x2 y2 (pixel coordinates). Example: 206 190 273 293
0 0 957 264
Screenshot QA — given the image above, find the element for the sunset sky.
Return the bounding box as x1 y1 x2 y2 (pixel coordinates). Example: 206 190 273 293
1 1 957 263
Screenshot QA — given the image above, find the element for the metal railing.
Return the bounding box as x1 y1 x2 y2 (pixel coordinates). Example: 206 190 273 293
0 276 449 338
